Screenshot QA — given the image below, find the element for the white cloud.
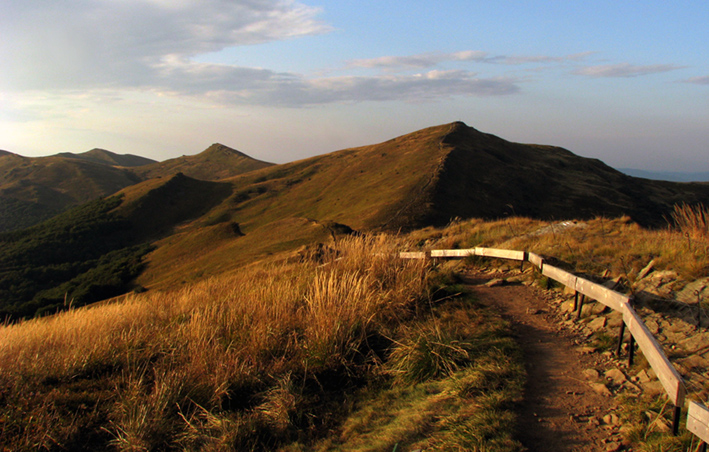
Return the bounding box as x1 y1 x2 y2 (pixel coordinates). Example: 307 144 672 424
574 63 683 78
0 0 330 91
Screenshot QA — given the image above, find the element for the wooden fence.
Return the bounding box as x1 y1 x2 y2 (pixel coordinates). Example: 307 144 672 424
400 246 709 445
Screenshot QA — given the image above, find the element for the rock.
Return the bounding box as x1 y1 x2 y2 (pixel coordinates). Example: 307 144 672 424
486 278 505 287
644 319 660 334
637 260 656 280
643 380 664 396
681 333 709 352
605 368 627 385
561 300 576 313
648 417 672 434
636 369 651 383
583 368 600 380
677 277 709 304
590 382 612 396
578 346 597 354
605 441 622 452
603 413 621 425
587 316 608 332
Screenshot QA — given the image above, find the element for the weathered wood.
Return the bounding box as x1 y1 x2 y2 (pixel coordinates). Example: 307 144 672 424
527 252 544 269
399 251 427 259
622 305 686 406
541 264 577 289
474 247 526 261
430 249 475 258
574 277 629 312
689 402 709 443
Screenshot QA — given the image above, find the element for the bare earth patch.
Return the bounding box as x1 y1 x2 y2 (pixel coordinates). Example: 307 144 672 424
463 271 626 452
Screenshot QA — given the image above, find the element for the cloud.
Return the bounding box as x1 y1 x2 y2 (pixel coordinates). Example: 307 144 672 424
347 51 489 70
195 68 521 106
489 52 596 65
683 76 709 85
348 51 594 70
574 63 684 78
0 0 331 91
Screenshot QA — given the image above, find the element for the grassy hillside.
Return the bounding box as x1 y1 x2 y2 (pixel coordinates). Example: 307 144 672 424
135 143 274 181
131 122 709 290
0 153 144 231
57 148 157 167
0 173 234 319
0 144 272 232
427 122 709 228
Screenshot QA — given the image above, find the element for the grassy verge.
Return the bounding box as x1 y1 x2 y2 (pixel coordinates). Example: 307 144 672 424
0 235 524 451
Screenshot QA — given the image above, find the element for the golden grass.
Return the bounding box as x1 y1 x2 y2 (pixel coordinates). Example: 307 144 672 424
0 235 432 450
411 213 709 284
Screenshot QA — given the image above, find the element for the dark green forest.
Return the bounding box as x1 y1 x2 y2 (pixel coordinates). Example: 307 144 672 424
0 195 152 320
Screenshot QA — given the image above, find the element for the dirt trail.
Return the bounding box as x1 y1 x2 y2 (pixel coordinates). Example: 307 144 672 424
463 272 626 452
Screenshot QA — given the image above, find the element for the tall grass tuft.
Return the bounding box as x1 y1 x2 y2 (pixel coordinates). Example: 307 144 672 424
669 202 709 240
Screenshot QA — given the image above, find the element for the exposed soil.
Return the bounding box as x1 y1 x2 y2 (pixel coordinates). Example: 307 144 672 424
462 270 627 452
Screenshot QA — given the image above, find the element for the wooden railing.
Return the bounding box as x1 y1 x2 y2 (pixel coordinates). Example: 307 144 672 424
400 246 709 446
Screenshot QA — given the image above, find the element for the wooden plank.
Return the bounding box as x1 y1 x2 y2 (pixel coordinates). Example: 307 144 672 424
688 402 709 443
399 252 427 259
474 247 526 261
527 252 544 269
541 264 577 289
622 305 686 406
430 249 476 258
574 277 628 312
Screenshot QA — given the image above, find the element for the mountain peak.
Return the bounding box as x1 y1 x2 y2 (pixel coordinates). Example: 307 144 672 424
201 143 252 159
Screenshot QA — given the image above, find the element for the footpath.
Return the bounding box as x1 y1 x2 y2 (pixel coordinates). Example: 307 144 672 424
463 266 684 452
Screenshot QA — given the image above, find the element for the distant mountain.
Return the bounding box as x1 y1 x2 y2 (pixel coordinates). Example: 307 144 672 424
131 122 709 289
0 153 143 231
57 148 157 167
618 168 709 183
135 143 274 180
0 144 273 232
5 122 709 315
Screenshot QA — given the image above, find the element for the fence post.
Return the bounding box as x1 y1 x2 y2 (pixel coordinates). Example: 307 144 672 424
576 294 585 320
673 405 682 436
616 322 626 357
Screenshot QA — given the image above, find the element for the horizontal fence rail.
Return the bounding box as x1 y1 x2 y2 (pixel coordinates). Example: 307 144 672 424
400 245 707 442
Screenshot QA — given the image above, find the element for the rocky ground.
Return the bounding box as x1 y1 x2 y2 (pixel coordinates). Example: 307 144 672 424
461 259 709 451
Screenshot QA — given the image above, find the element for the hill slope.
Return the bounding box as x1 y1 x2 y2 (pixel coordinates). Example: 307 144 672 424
0 144 272 232
133 122 709 289
427 122 709 227
57 148 157 167
5 121 709 302
135 143 274 181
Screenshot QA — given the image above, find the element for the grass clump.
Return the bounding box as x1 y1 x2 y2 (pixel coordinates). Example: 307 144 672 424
310 297 524 452
618 394 694 452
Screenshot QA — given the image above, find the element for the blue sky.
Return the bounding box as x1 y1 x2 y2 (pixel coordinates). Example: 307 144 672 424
0 0 707 172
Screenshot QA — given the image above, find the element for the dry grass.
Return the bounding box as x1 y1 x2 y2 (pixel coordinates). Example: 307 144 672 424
0 235 433 450
410 213 709 284
669 203 709 240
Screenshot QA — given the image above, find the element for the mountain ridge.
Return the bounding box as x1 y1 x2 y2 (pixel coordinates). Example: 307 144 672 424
0 143 272 232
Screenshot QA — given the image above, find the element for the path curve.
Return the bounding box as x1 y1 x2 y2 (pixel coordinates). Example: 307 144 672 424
463 271 626 452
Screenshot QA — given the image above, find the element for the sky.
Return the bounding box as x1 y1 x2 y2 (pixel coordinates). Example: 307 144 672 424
0 0 707 172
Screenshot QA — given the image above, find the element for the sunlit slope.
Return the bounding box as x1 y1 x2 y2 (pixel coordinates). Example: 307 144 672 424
0 152 144 231
135 143 274 181
134 123 456 288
